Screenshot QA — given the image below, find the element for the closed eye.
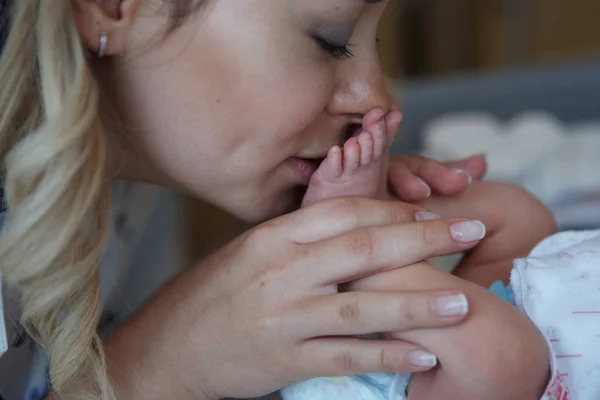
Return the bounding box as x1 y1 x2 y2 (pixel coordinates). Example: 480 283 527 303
313 36 354 60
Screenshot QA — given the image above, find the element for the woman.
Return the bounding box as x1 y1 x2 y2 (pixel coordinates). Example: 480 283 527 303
0 1 531 399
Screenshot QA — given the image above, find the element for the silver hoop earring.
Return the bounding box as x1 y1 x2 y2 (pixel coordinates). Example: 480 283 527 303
98 32 107 58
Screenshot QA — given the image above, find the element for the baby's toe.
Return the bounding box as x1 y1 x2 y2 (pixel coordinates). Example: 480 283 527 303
357 131 374 167
371 119 386 160
320 146 343 180
343 137 361 174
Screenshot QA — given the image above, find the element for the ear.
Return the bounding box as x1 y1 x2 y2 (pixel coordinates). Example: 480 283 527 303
71 0 141 56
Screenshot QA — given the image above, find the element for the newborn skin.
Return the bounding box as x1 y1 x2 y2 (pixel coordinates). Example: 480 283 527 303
348 263 550 400
301 109 393 207
300 110 551 400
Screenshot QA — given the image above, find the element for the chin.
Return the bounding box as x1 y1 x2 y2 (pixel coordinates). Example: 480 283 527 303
229 186 305 224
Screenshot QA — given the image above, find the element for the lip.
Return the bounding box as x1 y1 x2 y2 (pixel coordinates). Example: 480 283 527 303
286 157 323 184
288 122 359 184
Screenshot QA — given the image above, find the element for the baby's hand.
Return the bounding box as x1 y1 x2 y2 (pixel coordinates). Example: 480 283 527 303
419 181 557 286
388 153 487 201
381 104 487 202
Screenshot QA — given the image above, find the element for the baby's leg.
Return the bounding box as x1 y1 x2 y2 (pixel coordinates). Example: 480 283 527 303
301 109 393 207
347 264 550 400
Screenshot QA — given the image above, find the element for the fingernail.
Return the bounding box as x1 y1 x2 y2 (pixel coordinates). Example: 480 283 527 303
453 168 472 184
407 349 438 368
415 211 440 221
432 293 469 317
450 220 486 243
417 179 432 198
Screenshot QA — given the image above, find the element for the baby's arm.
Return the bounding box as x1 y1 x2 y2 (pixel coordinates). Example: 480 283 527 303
348 262 550 400
418 181 557 286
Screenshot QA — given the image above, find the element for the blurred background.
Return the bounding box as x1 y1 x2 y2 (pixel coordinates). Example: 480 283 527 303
378 0 600 77
181 0 600 264
380 0 600 232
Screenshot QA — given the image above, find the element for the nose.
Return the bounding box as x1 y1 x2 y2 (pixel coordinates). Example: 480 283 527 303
328 54 392 118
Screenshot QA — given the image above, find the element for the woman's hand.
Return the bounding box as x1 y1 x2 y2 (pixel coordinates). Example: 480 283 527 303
103 198 486 400
418 181 557 286
382 104 487 201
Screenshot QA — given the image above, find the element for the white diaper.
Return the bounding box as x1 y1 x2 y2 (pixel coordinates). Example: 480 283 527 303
281 373 411 400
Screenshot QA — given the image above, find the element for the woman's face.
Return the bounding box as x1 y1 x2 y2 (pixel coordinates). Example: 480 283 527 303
104 0 391 222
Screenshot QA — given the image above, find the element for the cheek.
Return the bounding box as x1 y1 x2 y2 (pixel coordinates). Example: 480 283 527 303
112 9 338 217
243 65 334 145
201 7 337 152
148 32 334 163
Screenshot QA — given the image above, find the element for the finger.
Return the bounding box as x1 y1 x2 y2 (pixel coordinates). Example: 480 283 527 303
387 161 432 201
389 155 473 196
282 198 423 244
301 218 486 285
297 338 439 377
288 291 468 339
445 154 487 180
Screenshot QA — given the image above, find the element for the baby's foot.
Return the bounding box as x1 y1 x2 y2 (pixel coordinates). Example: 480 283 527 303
301 110 394 207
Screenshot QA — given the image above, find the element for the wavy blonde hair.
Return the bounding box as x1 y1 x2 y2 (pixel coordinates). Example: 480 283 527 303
0 1 202 399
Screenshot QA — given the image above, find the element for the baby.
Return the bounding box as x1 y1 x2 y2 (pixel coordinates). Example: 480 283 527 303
282 109 600 399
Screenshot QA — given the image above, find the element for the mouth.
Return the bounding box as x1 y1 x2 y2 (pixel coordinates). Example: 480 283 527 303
343 123 363 145
287 156 325 184
288 122 363 184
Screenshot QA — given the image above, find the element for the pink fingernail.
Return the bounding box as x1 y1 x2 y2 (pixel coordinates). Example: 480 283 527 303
432 293 469 317
450 220 486 243
418 179 432 198
453 168 472 184
407 349 438 368
415 211 440 221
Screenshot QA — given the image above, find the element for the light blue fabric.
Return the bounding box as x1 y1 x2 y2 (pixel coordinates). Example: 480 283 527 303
489 280 515 304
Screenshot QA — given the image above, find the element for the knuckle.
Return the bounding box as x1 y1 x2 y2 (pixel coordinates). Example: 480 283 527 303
346 228 375 259
337 300 361 323
415 222 437 247
379 347 396 371
329 198 362 224
392 204 417 222
333 351 358 373
399 296 419 329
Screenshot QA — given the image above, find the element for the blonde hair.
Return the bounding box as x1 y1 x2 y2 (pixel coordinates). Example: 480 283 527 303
0 1 113 399
0 0 206 398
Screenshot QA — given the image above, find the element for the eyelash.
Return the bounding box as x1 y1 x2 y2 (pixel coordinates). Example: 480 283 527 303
313 36 355 60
